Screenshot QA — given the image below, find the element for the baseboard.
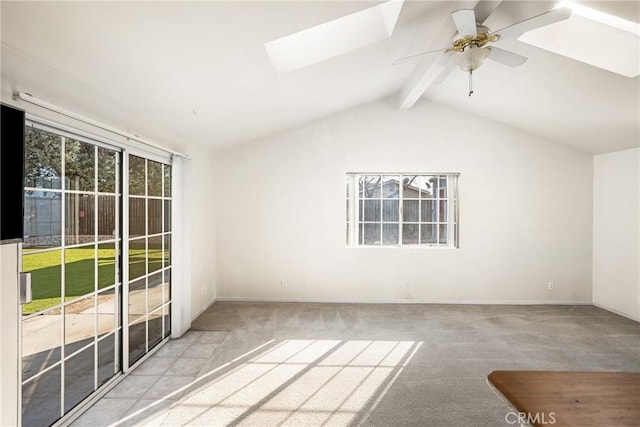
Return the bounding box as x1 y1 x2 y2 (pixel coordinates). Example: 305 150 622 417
191 295 217 321
593 303 640 322
214 296 592 305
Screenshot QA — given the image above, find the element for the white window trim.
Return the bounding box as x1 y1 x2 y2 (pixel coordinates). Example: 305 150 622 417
346 172 459 248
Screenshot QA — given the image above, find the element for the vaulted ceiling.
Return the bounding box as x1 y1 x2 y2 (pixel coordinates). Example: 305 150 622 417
1 1 638 154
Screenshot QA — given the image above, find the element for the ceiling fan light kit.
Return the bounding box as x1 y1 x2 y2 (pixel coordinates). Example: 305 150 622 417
454 45 491 73
447 24 499 96
454 45 491 96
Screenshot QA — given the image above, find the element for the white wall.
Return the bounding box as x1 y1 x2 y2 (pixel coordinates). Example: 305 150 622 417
213 99 593 303
0 244 20 426
187 144 217 319
593 148 640 320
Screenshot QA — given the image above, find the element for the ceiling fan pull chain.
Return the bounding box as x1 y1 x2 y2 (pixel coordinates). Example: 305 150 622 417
468 70 474 97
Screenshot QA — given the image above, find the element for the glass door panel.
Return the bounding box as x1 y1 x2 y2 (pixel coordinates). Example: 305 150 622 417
21 125 121 426
22 365 61 427
126 156 171 367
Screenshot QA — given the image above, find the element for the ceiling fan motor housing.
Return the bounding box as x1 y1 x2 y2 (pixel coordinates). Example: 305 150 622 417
450 25 498 52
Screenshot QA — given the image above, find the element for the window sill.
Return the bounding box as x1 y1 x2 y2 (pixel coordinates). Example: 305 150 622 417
345 245 458 249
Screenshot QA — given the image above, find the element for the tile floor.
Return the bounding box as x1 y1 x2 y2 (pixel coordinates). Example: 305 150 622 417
72 331 229 427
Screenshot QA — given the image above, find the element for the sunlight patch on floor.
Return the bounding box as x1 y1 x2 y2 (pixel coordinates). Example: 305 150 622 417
144 339 421 426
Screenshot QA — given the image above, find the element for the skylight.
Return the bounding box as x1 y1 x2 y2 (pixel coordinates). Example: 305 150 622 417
518 1 640 78
265 0 404 74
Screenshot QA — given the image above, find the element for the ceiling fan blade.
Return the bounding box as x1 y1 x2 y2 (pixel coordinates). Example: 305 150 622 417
452 9 478 38
487 47 527 67
493 7 571 41
392 47 448 65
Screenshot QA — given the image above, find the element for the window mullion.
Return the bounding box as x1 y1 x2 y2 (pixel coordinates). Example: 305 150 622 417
398 175 403 246
350 175 357 246
93 145 99 391
122 152 130 372
436 178 440 247
449 175 457 247
418 179 422 246
378 175 382 246
60 135 67 417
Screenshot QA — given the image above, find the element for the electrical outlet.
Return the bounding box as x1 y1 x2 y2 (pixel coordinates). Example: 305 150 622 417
547 282 555 291
280 279 284 286
403 281 412 298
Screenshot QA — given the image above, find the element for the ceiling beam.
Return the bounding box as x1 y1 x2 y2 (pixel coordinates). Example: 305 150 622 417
398 0 502 109
474 0 502 24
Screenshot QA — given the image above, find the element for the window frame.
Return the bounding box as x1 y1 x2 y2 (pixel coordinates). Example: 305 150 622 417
346 172 459 248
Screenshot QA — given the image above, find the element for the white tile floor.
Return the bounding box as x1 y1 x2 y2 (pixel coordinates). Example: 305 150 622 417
72 331 228 427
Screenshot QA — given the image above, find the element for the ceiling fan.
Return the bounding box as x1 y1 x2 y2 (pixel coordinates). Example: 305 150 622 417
394 6 572 96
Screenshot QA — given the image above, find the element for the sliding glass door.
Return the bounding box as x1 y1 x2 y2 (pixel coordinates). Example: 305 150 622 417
20 123 173 426
21 124 121 426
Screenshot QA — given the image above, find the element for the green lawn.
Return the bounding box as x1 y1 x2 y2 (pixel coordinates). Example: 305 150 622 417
22 245 165 315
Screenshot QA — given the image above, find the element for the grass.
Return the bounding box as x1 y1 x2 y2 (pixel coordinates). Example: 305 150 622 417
22 245 166 315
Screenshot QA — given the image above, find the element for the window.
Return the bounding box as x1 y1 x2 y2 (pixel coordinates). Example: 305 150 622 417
346 173 458 247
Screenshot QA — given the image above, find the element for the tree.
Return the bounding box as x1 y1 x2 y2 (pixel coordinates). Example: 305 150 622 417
24 127 62 190
24 127 118 193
